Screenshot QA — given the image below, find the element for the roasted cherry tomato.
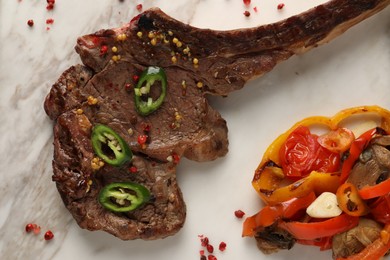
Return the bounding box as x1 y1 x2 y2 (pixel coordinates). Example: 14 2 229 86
279 126 340 178
99 182 151 212
317 127 355 153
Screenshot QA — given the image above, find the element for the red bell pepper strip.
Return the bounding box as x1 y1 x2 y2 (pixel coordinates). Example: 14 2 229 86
359 178 390 200
297 236 333 251
339 128 378 184
278 213 359 240
370 194 390 224
242 192 316 237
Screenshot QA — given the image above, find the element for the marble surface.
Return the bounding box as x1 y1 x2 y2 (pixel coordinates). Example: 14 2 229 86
0 0 389 259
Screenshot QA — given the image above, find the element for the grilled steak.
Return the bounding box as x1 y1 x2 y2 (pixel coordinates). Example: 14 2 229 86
44 0 389 240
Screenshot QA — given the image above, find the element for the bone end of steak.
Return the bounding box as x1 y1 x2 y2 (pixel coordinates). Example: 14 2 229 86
52 111 186 240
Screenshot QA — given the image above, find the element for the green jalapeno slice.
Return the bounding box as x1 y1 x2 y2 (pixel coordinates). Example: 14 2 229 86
134 66 167 116
99 182 151 212
91 124 132 166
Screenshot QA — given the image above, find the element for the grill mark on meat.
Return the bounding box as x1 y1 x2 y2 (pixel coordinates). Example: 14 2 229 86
44 0 389 240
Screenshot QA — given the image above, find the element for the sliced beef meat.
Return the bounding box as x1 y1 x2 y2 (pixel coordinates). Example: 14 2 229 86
348 135 390 189
44 0 390 240
53 111 185 240
332 218 382 259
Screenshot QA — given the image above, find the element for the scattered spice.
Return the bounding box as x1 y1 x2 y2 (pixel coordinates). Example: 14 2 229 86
137 134 148 146
253 6 258 12
218 242 227 252
46 18 54 25
25 223 41 234
181 80 187 96
243 11 251 17
207 244 214 253
183 46 190 55
277 3 285 10
200 255 207 260
91 157 104 170
100 45 108 56
25 223 34 233
33 225 41 235
133 75 139 83
44 230 54 241
46 0 55 10
116 33 127 41
198 235 226 259
111 55 121 62
124 83 132 91
193 58 199 65
129 166 138 173
87 96 98 105
243 0 251 5
86 179 93 193
136 4 143 12
172 152 180 164
201 236 209 246
27 19 34 27
142 123 151 132
234 209 245 218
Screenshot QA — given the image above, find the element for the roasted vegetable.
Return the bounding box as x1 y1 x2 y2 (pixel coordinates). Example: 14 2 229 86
244 106 390 258
91 124 132 166
134 66 167 116
99 182 151 213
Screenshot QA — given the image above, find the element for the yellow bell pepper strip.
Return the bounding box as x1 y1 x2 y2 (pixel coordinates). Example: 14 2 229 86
336 224 390 260
254 168 340 205
242 192 316 237
336 182 369 217
278 213 359 240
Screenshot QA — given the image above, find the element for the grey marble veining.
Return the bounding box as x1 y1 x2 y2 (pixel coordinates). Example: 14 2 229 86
1 0 389 259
